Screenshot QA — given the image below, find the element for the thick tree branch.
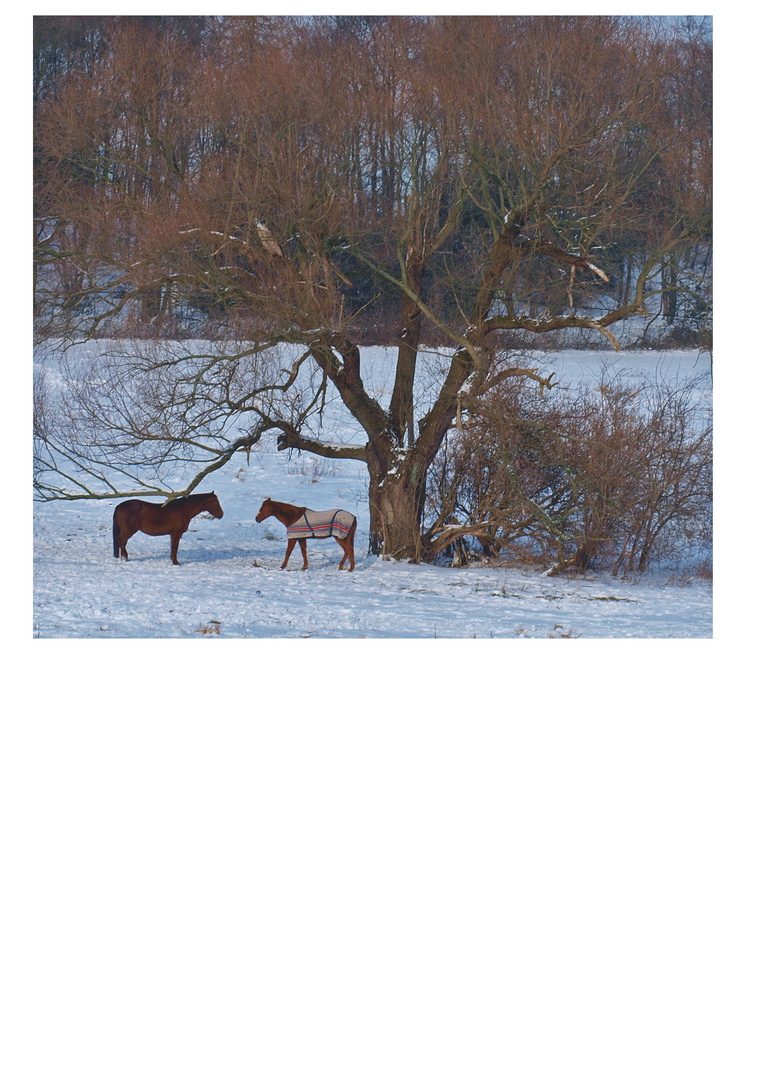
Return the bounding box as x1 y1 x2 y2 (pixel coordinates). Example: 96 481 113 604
275 423 368 461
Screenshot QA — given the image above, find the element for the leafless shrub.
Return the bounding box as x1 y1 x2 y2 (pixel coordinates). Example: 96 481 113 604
666 558 713 586
695 557 713 581
425 366 712 575
286 454 343 482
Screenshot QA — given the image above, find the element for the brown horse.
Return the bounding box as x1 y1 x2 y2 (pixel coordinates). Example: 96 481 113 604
113 492 224 565
256 497 357 571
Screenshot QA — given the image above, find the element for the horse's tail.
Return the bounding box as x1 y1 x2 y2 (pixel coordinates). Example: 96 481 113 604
112 509 121 557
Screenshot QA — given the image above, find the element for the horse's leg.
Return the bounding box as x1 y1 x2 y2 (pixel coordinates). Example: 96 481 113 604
343 521 356 571
113 514 126 559
170 530 183 565
297 539 309 570
117 524 136 560
337 538 354 571
281 538 297 569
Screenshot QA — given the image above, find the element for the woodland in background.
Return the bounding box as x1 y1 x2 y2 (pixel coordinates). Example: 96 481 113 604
34 15 712 566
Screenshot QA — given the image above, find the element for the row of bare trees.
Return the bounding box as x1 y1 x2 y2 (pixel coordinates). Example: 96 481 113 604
34 15 712 561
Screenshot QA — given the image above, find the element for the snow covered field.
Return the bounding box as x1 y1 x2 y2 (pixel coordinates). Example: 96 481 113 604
33 346 712 639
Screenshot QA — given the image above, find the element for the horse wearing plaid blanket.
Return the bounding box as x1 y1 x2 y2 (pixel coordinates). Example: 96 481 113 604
256 498 357 571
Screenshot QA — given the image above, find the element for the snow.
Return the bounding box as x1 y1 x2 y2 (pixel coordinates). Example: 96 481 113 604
33 347 712 639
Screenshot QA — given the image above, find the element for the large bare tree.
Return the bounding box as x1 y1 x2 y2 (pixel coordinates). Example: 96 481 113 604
34 15 712 559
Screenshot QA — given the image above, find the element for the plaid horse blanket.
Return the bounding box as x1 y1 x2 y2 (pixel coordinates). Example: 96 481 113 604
286 508 356 541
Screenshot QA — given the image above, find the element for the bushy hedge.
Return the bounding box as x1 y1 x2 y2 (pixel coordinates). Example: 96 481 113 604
425 364 712 575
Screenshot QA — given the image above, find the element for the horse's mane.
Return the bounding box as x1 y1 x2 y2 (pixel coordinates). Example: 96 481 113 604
171 491 214 505
266 498 303 513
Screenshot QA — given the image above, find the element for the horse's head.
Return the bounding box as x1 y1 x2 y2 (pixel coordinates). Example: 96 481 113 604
205 492 224 518
255 497 273 523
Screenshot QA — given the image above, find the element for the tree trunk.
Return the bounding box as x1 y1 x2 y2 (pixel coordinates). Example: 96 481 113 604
367 454 426 560
661 255 678 324
389 251 424 446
